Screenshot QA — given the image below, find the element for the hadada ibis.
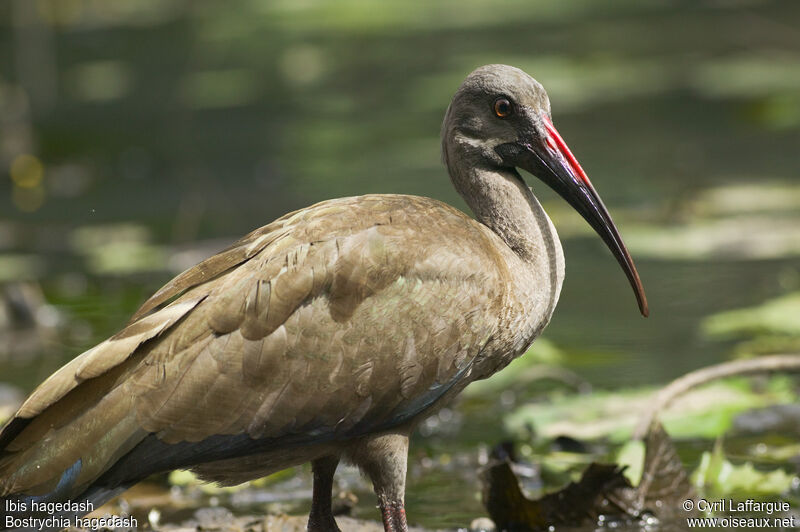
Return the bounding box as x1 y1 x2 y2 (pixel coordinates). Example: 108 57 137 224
0 64 647 532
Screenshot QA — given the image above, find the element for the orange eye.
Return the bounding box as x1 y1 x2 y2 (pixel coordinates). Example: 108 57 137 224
494 98 513 118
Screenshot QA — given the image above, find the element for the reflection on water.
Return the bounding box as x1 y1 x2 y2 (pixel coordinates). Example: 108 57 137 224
1 0 800 529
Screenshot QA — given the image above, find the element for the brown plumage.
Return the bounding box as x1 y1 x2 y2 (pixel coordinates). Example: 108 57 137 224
0 65 646 532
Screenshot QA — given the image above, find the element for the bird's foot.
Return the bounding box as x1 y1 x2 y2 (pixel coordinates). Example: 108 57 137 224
306 512 341 532
380 500 408 532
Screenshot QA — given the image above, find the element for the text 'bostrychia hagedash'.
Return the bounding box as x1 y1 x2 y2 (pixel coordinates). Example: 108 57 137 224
0 65 648 532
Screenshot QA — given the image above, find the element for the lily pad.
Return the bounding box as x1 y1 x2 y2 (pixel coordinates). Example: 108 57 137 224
748 441 800 462
83 240 167 275
693 53 800 99
0 254 45 282
601 181 800 261
703 292 800 338
505 378 796 442
70 223 168 275
625 216 800 261
464 338 570 398
729 335 800 358
168 467 298 495
692 441 795 497
690 183 800 217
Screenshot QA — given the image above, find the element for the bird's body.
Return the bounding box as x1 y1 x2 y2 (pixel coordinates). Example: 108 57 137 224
1 193 561 494
1 65 644 532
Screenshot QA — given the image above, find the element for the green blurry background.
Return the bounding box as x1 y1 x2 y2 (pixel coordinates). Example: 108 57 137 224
2 0 800 529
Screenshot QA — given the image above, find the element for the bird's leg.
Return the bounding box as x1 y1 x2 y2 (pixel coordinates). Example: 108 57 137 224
379 499 408 532
307 455 341 532
350 433 410 532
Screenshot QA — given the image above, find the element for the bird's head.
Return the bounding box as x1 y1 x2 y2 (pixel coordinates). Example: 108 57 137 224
442 64 648 317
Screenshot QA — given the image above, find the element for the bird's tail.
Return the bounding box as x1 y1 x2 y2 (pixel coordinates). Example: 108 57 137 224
0 366 147 532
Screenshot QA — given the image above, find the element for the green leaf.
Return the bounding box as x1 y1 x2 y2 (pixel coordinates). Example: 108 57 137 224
692 442 795 497
616 439 645 487
704 292 800 339
464 338 565 397
505 378 796 442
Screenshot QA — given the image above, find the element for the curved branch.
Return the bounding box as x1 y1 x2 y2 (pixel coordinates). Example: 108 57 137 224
633 354 800 440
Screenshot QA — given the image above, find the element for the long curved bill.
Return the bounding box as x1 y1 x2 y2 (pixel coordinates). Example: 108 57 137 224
529 115 649 317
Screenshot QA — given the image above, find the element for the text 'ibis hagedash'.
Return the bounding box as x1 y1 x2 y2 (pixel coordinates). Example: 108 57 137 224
0 65 647 532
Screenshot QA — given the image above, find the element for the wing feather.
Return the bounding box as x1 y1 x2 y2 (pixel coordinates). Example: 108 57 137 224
1 195 510 497
15 296 205 419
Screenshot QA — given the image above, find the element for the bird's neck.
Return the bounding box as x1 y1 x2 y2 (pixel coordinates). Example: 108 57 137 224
449 161 556 266
447 157 565 366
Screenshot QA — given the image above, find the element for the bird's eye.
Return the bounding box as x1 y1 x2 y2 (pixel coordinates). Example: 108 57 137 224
493 98 513 118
